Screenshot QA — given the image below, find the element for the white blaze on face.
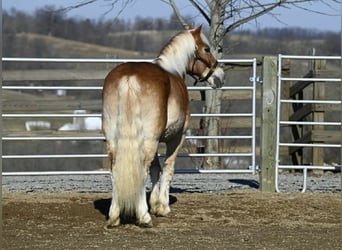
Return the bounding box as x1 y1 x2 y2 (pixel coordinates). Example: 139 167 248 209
207 67 225 89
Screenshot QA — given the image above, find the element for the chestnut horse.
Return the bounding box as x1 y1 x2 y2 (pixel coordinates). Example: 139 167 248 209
102 25 224 228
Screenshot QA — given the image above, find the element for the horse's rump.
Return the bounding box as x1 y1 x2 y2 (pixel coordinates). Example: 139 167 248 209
103 62 190 141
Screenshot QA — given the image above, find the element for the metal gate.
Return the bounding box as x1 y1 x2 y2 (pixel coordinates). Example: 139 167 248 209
2 57 258 176
275 54 341 192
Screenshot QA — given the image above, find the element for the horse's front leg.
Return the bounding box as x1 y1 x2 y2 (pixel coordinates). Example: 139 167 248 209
156 132 185 217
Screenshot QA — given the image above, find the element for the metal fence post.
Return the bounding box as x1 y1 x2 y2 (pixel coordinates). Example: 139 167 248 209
260 56 278 192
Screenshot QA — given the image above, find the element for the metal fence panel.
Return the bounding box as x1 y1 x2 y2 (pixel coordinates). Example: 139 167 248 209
2 58 258 176
275 54 341 192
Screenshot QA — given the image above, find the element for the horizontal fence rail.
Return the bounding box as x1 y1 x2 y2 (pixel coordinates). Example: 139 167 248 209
2 57 258 176
275 54 341 192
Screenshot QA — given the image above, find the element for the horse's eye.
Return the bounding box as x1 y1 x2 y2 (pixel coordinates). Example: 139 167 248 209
204 47 210 53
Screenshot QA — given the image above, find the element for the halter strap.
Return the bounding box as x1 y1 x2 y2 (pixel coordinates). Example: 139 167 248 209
187 48 218 85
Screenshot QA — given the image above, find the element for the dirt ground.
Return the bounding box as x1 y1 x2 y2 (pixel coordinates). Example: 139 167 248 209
3 190 341 250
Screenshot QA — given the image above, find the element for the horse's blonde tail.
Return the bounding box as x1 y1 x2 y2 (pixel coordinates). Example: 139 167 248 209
114 76 145 217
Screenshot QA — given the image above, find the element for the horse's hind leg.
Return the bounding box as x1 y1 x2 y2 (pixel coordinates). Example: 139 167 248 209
156 132 185 217
106 172 120 228
135 140 158 227
105 141 121 229
135 165 152 228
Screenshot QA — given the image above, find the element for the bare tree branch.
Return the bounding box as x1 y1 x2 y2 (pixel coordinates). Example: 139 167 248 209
293 1 341 16
169 0 190 29
57 0 98 12
57 0 135 18
58 0 340 34
102 0 135 17
225 0 284 33
222 0 340 33
189 0 211 25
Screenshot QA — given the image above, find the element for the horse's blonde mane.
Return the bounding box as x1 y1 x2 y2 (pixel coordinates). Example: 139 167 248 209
154 30 196 78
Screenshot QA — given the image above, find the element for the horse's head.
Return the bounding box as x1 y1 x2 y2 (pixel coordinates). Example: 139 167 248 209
188 25 224 89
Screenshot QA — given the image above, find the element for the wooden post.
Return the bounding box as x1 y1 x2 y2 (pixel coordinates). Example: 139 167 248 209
260 56 278 192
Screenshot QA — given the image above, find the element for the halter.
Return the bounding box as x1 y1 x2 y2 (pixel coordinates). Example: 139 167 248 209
188 48 218 86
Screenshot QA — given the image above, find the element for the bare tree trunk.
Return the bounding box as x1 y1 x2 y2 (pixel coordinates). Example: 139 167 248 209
201 87 223 169
201 0 227 169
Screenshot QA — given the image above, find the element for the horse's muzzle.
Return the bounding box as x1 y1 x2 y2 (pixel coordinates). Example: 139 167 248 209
207 67 225 89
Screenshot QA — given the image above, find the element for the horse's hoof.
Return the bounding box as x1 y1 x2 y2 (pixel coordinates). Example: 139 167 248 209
156 212 170 217
155 205 171 217
105 218 120 230
137 214 153 228
104 224 119 230
138 220 153 228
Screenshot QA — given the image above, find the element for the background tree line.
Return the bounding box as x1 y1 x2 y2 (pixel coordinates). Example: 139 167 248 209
3 6 340 57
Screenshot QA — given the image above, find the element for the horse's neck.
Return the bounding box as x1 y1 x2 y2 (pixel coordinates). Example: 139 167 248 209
154 32 195 79
154 57 186 79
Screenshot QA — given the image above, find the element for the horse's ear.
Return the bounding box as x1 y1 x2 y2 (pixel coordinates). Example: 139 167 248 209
190 24 203 39
194 24 203 34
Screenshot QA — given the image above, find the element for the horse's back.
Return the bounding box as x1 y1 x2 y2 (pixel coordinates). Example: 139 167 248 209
104 62 169 89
